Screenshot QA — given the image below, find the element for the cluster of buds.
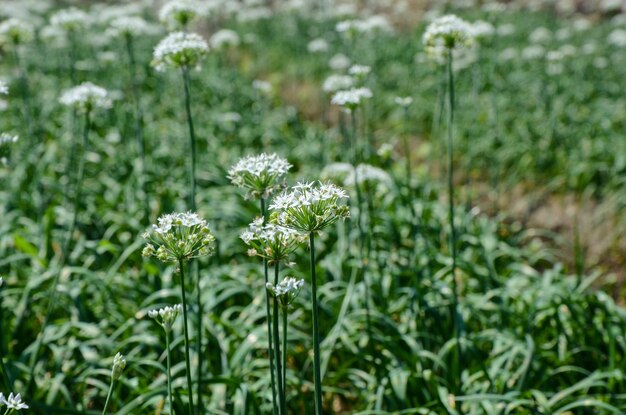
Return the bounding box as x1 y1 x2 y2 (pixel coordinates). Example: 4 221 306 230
148 304 183 332
266 277 305 307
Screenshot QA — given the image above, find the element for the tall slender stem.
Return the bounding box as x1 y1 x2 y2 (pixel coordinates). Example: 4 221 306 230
272 264 285 415
181 66 202 414
261 198 279 415
446 51 462 390
281 301 288 408
181 66 197 212
309 232 323 415
125 35 149 225
165 330 174 415
27 110 91 394
178 259 195 415
101 378 115 415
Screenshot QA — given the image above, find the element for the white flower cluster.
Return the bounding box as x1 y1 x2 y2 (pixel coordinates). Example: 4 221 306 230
394 96 413 107
209 29 240 49
321 163 392 191
422 14 475 62
240 217 305 263
335 15 393 37
322 74 354 93
0 81 8 95
228 153 291 199
111 353 126 380
329 53 351 71
159 0 203 30
0 132 18 166
107 16 154 38
348 64 371 82
0 392 28 411
270 181 350 233
152 31 209 71
59 82 112 112
608 29 626 47
307 38 329 53
471 20 495 41
142 212 216 263
252 79 271 94
266 277 304 305
331 87 373 111
50 7 90 32
0 18 34 44
148 304 182 331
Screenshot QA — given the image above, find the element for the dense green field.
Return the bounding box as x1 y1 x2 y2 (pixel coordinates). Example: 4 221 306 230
0 1 625 414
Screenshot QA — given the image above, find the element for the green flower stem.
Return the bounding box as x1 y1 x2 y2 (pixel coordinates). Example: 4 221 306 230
309 232 323 415
165 330 174 415
402 106 412 190
26 109 91 394
12 46 34 141
349 110 374 362
446 51 462 390
272 263 286 415
0 285 11 390
178 259 195 415
181 66 197 212
281 300 288 407
261 197 279 415
101 378 115 415
181 65 202 414
124 35 149 225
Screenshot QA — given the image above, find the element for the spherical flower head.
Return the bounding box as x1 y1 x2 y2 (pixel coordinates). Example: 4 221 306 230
329 53 351 71
471 20 495 42
331 87 372 112
106 16 154 39
0 81 8 95
322 74 354 94
142 211 216 263
228 153 291 199
0 18 35 45
59 82 112 113
0 392 28 410
209 29 240 50
266 276 304 306
159 0 203 30
152 31 209 71
148 304 182 331
422 15 475 61
270 181 350 233
111 352 126 380
240 217 306 264
394 96 413 107
307 38 329 53
348 64 371 79
50 7 90 32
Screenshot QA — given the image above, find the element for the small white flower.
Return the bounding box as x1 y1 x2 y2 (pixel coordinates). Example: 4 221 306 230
348 64 371 80
148 304 182 331
106 16 154 38
1 392 29 410
471 20 494 41
394 96 413 107
50 7 90 32
228 153 291 199
0 81 8 95
422 14 475 62
152 31 209 71
159 0 203 30
329 53 351 71
0 18 35 44
210 29 240 49
322 74 354 93
307 38 329 53
252 80 272 94
266 277 305 305
331 87 373 111
59 82 112 112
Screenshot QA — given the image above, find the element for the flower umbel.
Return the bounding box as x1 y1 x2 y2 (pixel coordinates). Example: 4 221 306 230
159 0 203 30
0 18 35 44
228 153 292 199
148 304 182 332
331 87 372 112
240 217 305 264
422 14 475 61
270 181 350 233
152 31 209 71
59 82 112 112
142 212 216 263
266 277 304 306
